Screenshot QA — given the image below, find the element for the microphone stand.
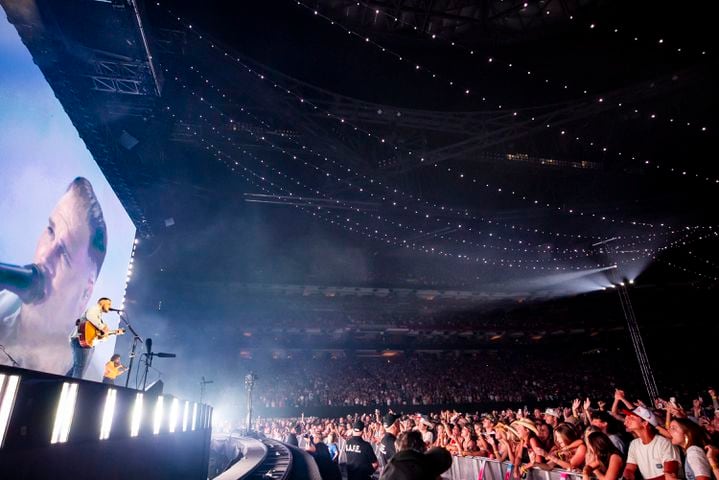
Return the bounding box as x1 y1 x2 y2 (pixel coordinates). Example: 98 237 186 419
118 312 143 389
0 344 20 367
142 352 153 391
142 352 176 390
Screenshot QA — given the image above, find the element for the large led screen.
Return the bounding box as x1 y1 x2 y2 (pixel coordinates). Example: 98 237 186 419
0 13 136 381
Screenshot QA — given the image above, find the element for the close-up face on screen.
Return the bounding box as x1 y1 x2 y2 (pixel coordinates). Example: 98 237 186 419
0 15 136 380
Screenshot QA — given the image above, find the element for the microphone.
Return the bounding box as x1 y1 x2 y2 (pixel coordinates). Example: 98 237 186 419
108 308 124 312
145 337 153 354
0 262 45 303
154 352 176 358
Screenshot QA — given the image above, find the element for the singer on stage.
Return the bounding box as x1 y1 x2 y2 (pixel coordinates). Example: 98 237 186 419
67 297 123 379
67 297 112 378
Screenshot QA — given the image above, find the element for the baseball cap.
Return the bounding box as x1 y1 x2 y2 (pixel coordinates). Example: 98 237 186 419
383 413 401 428
420 415 434 428
353 420 365 432
543 408 560 418
622 406 660 427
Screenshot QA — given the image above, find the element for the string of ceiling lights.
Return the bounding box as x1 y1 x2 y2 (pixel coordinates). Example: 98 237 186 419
169 90 656 266
180 66 704 255
288 0 714 188
649 228 719 282
329 0 711 99
686 250 719 271
556 125 718 186
191 119 655 273
168 74 706 276
168 67 678 264
155 7 674 234
174 64 639 247
155 1 716 268
289 0 712 136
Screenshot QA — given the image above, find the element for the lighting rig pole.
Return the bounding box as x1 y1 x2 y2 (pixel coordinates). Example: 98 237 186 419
200 376 213 404
611 273 659 404
592 238 659 404
244 373 257 434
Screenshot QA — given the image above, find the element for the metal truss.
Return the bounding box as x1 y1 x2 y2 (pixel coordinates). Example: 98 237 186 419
228 51 698 176
86 50 158 96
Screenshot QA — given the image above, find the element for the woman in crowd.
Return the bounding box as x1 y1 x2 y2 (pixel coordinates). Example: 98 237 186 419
582 432 624 480
668 418 712 480
486 423 516 463
512 419 544 477
537 422 554 452
541 423 586 471
456 425 481 456
433 423 450 448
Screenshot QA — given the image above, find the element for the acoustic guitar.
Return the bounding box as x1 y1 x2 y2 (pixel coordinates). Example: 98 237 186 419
77 320 125 348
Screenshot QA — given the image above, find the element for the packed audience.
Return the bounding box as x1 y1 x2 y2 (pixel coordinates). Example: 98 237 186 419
242 353 627 408
230 386 719 480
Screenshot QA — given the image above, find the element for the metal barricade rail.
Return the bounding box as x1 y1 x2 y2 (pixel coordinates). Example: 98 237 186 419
443 456 583 480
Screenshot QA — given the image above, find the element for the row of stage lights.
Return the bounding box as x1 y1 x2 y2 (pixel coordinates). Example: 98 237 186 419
172 62 690 252
120 237 140 311
0 374 211 448
157 3 687 231
0 374 20 448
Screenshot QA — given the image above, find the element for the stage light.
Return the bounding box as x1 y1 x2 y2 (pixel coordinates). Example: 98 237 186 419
182 401 189 432
130 393 143 437
153 396 164 435
629 279 635 284
0 374 20 448
191 402 198 431
99 389 117 440
51 382 78 444
169 398 180 433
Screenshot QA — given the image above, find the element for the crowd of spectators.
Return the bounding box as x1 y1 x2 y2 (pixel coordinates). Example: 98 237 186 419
225 386 719 480
241 353 627 408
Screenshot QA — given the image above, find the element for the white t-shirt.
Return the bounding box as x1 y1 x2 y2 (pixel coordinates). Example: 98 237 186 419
685 445 712 480
627 434 682 480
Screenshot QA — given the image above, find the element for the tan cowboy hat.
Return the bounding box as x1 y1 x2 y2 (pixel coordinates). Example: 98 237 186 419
511 419 539 436
495 422 519 439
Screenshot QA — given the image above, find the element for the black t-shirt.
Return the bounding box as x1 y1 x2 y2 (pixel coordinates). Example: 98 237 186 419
312 441 342 480
378 433 397 466
345 436 378 480
285 432 299 446
380 448 452 480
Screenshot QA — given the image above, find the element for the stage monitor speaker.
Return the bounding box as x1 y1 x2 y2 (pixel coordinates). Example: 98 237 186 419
145 379 164 396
